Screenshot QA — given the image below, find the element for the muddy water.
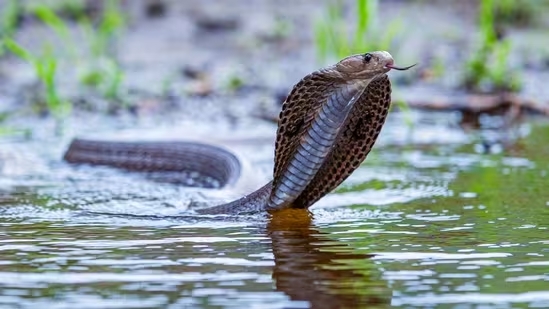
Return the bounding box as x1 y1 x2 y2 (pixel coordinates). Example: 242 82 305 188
1 112 549 309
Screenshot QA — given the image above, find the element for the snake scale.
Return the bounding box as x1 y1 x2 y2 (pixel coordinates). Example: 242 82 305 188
64 51 414 215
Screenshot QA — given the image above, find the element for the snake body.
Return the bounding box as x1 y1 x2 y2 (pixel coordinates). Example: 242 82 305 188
64 51 410 215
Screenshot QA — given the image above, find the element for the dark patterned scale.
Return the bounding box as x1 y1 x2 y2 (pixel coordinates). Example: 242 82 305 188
272 71 339 184
269 74 391 209
292 75 391 208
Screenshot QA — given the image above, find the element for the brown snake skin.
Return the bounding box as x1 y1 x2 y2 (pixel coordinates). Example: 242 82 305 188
64 51 410 215
278 75 392 209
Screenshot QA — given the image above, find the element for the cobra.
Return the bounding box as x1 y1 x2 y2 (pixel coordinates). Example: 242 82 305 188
64 51 415 215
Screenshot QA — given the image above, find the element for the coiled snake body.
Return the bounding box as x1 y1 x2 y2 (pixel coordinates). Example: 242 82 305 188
64 51 413 215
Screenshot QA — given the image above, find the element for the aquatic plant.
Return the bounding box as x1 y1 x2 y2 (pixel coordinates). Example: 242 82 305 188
3 38 71 133
314 0 401 63
464 0 521 93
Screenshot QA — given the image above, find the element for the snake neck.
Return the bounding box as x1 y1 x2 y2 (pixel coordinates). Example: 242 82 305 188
267 80 370 210
264 70 392 212
198 72 393 215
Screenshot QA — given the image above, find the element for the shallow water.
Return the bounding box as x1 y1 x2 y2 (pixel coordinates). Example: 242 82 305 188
1 112 549 309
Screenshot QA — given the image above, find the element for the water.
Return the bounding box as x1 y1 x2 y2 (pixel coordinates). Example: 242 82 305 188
1 112 548 309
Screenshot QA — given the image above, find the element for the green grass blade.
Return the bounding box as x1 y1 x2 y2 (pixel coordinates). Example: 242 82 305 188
314 20 328 61
379 19 402 51
479 0 497 46
354 0 368 49
33 5 71 40
1 0 21 38
3 38 33 62
99 0 125 35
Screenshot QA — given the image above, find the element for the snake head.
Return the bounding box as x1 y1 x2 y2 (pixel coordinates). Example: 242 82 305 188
332 51 415 82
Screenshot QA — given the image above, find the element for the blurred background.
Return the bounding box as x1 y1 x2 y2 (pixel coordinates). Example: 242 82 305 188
0 0 548 134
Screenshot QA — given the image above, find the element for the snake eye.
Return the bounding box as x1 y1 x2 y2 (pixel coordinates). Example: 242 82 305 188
363 53 372 63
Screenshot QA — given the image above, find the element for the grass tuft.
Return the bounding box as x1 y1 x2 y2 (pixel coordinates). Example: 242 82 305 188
463 0 521 93
78 0 126 101
0 0 22 57
314 0 401 63
4 38 71 133
32 1 127 104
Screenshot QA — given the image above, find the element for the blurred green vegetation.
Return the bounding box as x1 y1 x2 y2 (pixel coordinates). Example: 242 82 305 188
313 0 415 125
464 0 522 93
1 0 548 133
4 39 70 125
0 0 126 132
493 0 549 27
78 0 126 100
0 0 21 57
314 0 401 63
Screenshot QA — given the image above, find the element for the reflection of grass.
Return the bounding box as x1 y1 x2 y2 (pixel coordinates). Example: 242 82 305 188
464 0 521 93
333 123 549 300
314 0 401 63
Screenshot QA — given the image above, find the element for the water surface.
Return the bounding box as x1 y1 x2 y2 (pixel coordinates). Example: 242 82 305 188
1 112 548 308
